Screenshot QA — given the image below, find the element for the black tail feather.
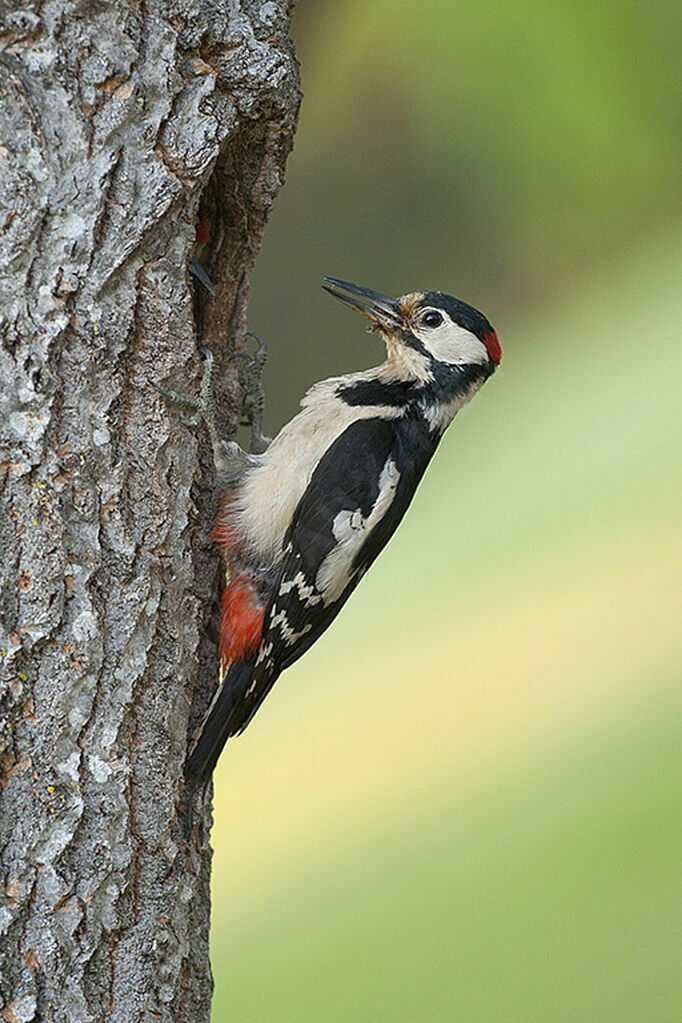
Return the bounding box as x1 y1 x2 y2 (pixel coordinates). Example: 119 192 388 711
186 661 255 782
186 658 281 782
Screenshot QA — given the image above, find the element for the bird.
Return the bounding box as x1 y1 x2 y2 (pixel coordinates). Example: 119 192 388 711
186 277 501 780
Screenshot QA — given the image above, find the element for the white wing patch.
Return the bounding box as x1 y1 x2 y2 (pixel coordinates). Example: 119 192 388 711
315 456 400 605
268 608 313 646
255 640 274 666
278 570 323 607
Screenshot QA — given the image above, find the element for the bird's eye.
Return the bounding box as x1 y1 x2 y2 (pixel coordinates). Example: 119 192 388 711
420 310 443 328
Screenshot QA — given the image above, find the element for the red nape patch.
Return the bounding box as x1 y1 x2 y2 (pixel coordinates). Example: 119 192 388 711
220 574 265 668
483 329 502 365
195 214 210 246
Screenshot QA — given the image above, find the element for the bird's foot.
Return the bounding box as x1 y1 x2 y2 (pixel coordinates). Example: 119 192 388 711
153 336 270 478
154 348 256 482
230 332 271 454
153 346 219 443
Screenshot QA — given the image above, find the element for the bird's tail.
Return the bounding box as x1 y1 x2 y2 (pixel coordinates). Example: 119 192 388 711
186 660 256 782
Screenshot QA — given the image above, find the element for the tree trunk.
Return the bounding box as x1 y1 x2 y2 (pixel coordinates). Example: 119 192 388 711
0 2 299 1020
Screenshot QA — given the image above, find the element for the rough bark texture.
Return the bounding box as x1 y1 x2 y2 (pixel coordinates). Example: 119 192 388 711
0 2 300 1020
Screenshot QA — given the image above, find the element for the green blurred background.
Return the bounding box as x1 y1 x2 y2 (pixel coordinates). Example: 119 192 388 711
211 3 682 1019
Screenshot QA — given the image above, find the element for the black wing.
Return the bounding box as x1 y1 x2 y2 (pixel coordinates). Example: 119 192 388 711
229 415 438 734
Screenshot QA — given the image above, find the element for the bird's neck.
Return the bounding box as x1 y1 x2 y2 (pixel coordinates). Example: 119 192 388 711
336 356 490 434
416 360 492 433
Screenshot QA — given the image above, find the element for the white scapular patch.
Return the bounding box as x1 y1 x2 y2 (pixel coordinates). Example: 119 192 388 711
315 456 400 605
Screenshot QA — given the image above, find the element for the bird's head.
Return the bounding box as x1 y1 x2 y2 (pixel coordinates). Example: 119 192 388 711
323 277 501 377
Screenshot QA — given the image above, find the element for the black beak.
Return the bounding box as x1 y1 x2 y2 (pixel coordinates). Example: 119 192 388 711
322 277 403 331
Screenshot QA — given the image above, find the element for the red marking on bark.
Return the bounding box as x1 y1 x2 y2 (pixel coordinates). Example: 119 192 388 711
483 329 502 365
220 574 265 667
195 214 210 245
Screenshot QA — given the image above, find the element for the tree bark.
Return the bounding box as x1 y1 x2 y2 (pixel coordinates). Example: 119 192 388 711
0 2 299 1020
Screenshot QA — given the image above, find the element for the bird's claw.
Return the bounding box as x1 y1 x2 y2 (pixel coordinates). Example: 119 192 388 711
230 333 270 454
152 349 218 441
154 335 269 455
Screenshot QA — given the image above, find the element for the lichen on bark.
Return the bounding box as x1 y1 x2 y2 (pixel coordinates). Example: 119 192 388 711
0 2 300 1020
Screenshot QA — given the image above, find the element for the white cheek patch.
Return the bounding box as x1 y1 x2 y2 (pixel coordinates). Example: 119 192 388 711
415 319 489 366
315 457 400 605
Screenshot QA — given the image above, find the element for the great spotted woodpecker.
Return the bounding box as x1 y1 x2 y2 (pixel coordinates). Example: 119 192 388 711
185 278 500 780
